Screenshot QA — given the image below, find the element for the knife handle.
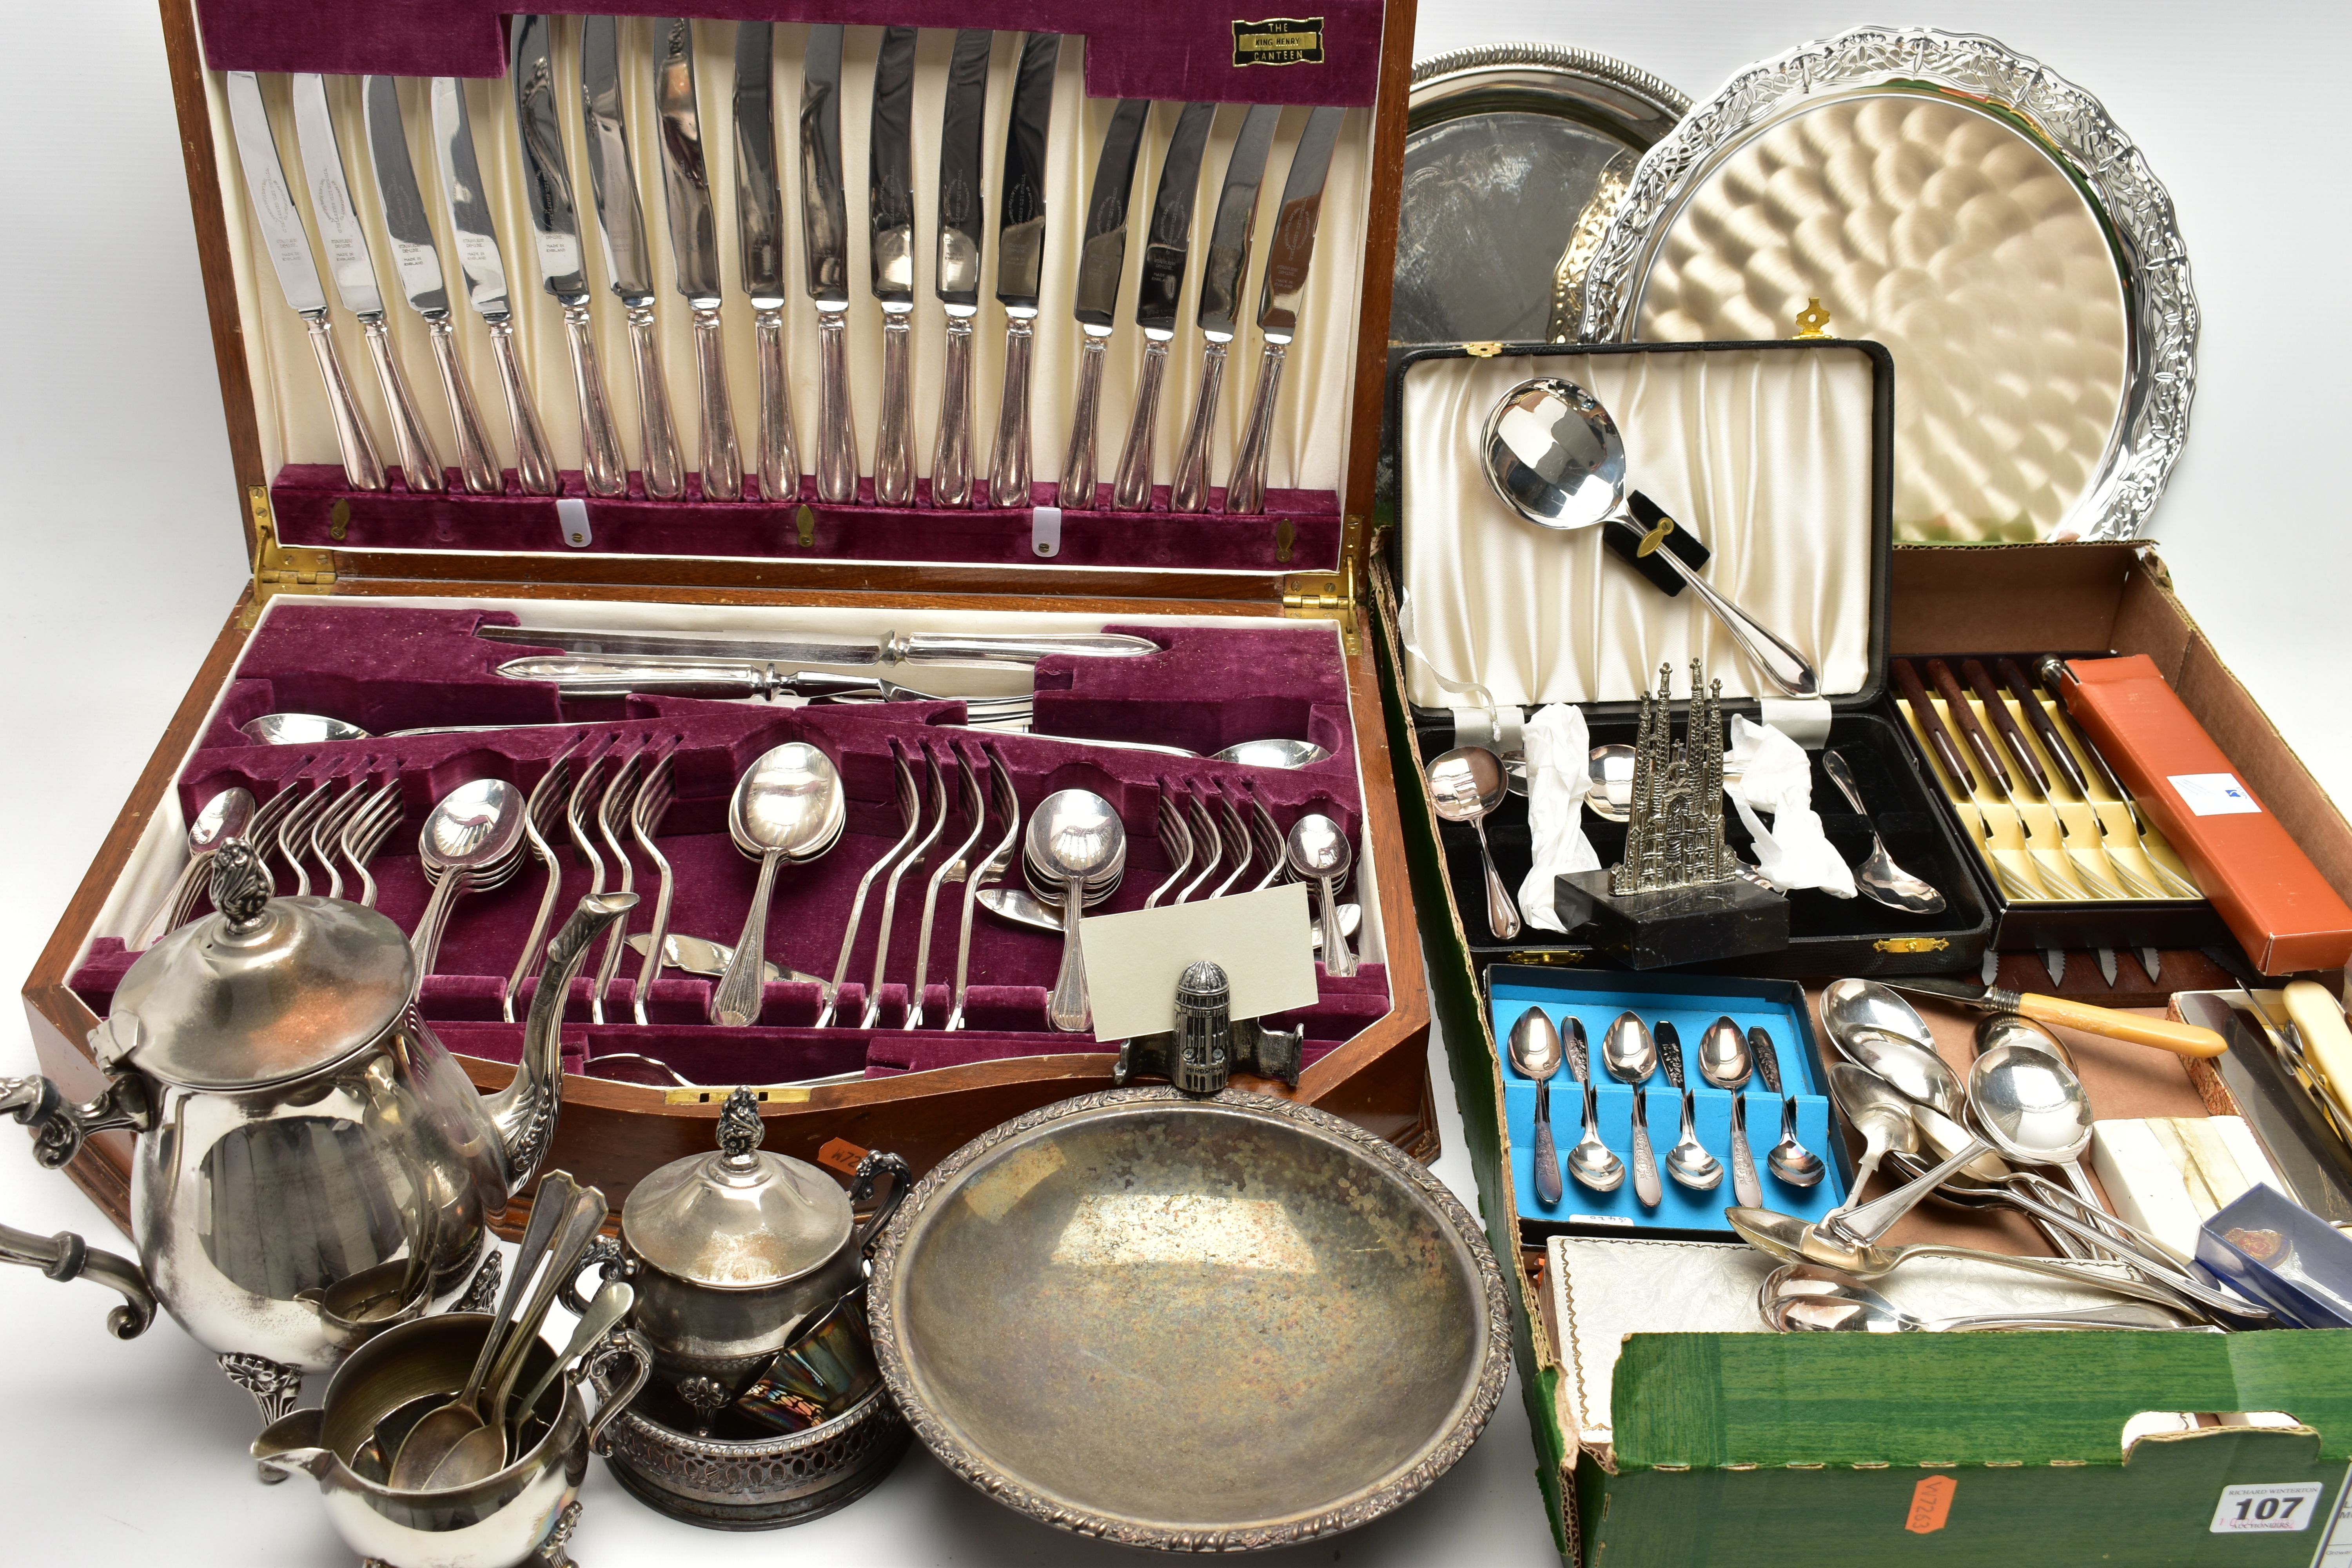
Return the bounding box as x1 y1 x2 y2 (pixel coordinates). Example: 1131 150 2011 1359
1963 657 2049 795
1057 332 1108 509
626 305 683 501
2014 993 2227 1058
1892 659 1978 794
930 310 974 507
1997 658 2089 796
484 318 558 497
425 317 502 495
815 305 858 503
988 314 1035 508
2283 981 2352 1126
303 316 386 492
691 305 742 502
1112 336 1171 511
560 302 627 499
360 318 444 493
753 307 801 503
875 307 915 506
1171 337 1229 513
1927 657 2013 793
1223 338 1287 515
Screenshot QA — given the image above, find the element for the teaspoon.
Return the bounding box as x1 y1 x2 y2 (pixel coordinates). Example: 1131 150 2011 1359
1749 1027 1823 1189
410 779 527 977
1507 1008 1564 1207
1601 1011 1662 1208
712 743 845 1026
1657 1023 1722 1193
1562 1016 1624 1193
1286 815 1357 978
1026 789 1126 1033
1821 750 1947 914
1426 746 1519 939
1699 1017 1762 1207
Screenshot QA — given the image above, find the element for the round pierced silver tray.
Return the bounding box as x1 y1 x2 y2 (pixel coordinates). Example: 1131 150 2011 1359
597 1383 909 1531
1579 26 2196 543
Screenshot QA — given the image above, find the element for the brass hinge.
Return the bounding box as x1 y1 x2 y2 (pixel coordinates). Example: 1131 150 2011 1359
240 485 337 628
1280 571 1358 653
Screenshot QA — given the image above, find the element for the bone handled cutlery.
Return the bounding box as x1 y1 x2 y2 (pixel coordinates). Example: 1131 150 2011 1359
866 25 920 506
651 18 742 500
224 71 385 490
363 74 500 494
1056 98 1151 509
1111 102 1218 512
289 73 443 492
1172 104 1281 513
579 14 682 499
732 21 799 502
798 24 859 503
1227 106 1344 514
986 33 1063 508
930 29 993 507
432 73 560 496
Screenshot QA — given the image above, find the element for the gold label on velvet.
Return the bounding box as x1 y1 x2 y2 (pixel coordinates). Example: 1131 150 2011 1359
1232 17 1325 66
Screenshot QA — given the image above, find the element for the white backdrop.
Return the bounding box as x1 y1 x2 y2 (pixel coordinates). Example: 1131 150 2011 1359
0 4 2342 1565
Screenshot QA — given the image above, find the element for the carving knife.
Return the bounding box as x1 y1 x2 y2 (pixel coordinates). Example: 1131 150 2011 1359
867 26 921 505
223 71 385 490
929 29 993 507
653 18 742 500
1112 102 1219 511
985 33 1063 508
477 624 1157 664
1172 104 1282 512
289 74 442 492
363 74 500 494
1878 977 2227 1058
1227 106 1345 514
800 24 858 502
508 16 623 498
496 655 1035 715
579 14 684 499
733 22 798 501
430 75 559 495
1055 98 1151 509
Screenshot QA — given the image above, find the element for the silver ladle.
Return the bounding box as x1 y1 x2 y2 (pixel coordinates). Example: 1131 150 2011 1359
1507 1008 1564 1206
1562 1016 1624 1194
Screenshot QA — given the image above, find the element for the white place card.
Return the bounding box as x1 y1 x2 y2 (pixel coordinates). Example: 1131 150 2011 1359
1077 884 1320 1040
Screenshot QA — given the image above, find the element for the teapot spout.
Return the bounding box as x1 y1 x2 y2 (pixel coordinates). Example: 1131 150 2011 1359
485 893 638 1195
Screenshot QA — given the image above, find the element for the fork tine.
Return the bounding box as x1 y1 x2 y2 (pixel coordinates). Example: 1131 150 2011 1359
1245 783 1286 892
817 737 925 1029
590 743 651 1021
629 745 681 1025
1176 783 1222 903
947 746 1022 1032
502 735 588 1022
343 777 404 909
1144 779 1194 909
865 740 949 1029
1209 783 1254 898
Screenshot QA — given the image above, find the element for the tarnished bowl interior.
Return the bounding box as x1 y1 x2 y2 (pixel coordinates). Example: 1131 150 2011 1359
884 1095 1497 1537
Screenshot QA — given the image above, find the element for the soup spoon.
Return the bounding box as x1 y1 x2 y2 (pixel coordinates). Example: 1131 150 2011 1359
1027 789 1127 1032
712 744 844 1026
410 779 527 976
1426 746 1519 939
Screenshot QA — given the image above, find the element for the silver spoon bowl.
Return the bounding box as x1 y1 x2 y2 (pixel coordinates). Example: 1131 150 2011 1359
1656 1022 1722 1193
1821 750 1945 913
1508 1008 1564 1207
1286 815 1358 978
1027 790 1127 1032
1211 739 1331 768
1748 1026 1824 1189
410 779 528 976
1699 1016 1762 1207
1427 746 1519 939
712 743 845 1026
1601 1011 1662 1207
1975 1013 2075 1069
132 786 256 949
1819 977 1939 1056
1823 1063 1919 1219
1838 1027 1966 1120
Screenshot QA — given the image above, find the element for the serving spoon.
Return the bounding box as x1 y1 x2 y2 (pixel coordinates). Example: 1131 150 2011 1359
712 743 844 1026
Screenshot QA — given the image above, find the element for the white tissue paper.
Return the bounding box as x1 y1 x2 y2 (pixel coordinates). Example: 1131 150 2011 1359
1726 715 1856 898
1516 705 1603 932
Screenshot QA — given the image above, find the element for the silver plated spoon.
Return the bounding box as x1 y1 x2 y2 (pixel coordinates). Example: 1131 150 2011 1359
131 787 256 949
1700 1017 1762 1207
1508 1008 1565 1207
1749 1027 1823 1189
1819 976 1939 1057
1602 1011 1663 1208
1821 750 1946 914
1026 789 1126 1033
411 779 528 976
1561 1016 1624 1193
1766 1276 2192 1334
1823 1063 1919 1219
1287 815 1357 978
712 743 844 1026
1657 1022 1722 1193
1210 738 1330 768
1427 746 1519 939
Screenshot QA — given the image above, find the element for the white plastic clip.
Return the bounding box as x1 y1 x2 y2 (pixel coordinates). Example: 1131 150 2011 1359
557 497 592 550
1031 505 1062 559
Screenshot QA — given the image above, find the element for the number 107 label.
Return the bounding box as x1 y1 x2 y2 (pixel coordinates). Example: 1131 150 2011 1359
2209 1483 2324 1533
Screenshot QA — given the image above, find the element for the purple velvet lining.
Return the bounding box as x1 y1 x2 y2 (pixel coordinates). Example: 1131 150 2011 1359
269 466 1342 573
196 3 1384 107
72 603 1386 1081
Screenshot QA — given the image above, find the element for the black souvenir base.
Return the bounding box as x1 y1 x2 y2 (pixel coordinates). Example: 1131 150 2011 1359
1553 869 1791 969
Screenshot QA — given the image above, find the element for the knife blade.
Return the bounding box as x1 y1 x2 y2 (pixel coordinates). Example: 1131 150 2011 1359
626 931 819 986
929 29 993 507
869 25 920 506
732 21 799 503
224 70 385 490
1227 105 1345 514
653 17 742 501
363 74 500 494
1172 103 1281 513
2176 991 2352 1223
985 33 1063 508
478 624 1157 663
1111 102 1218 512
578 13 682 499
799 23 858 502
290 72 443 493
1054 98 1150 508
432 73 559 496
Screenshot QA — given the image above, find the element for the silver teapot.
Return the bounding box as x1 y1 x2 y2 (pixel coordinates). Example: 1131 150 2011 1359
0 841 635 1434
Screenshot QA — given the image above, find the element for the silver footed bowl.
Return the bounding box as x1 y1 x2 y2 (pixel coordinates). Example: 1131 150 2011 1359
869 1087 1512 1550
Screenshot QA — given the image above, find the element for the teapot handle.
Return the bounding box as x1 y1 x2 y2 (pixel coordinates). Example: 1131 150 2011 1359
3 1073 154 1170
848 1151 913 1257
579 1326 654 1455
0 1221 157 1339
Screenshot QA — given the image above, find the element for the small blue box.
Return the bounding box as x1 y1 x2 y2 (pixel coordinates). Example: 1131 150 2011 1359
2196 1183 2352 1328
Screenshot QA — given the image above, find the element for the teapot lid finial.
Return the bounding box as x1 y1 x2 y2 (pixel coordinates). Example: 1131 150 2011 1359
717 1087 765 1164
210 841 272 934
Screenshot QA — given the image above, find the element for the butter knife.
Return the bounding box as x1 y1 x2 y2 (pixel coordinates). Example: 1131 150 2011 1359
363 74 499 494
511 15 625 497
1112 102 1218 511
431 75 559 495
290 73 442 493
869 26 920 505
799 24 857 502
986 33 1063 508
224 71 384 490
930 29 993 507
653 18 742 500
733 22 798 501
1172 104 1280 512
580 14 683 499
1057 98 1150 508
1227 106 1344 514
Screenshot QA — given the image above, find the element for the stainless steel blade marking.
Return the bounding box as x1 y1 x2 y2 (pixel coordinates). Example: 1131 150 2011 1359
289 74 385 318
361 75 449 314
1227 105 1345 514
577 12 677 496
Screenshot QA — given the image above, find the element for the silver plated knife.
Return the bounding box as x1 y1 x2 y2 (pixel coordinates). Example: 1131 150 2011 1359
1172 104 1281 512
929 29 992 507
1112 102 1218 511
869 26 920 505
800 24 858 502
1056 98 1149 509
290 73 443 493
653 18 742 500
1227 105 1345 514
511 15 625 497
431 73 560 495
733 22 798 502
580 14 684 499
985 33 1063 508
477 623 1157 664
363 74 500 494
224 71 384 490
